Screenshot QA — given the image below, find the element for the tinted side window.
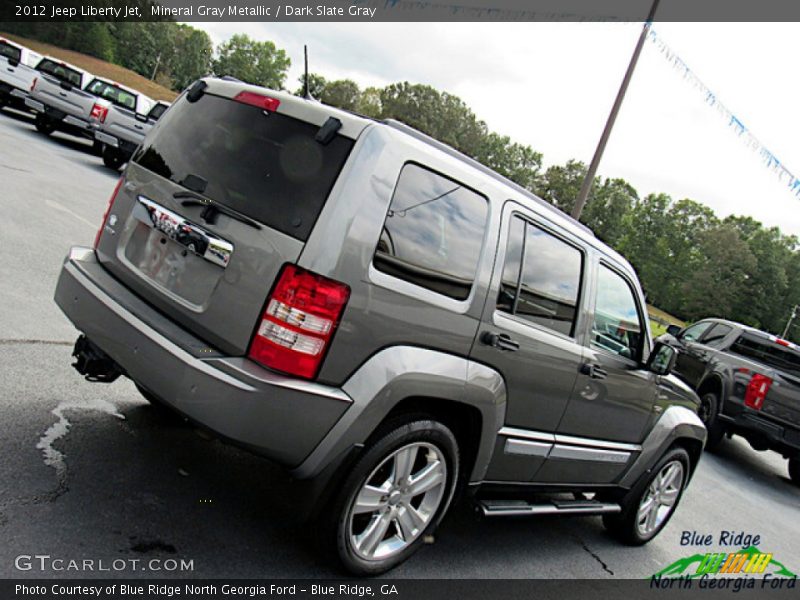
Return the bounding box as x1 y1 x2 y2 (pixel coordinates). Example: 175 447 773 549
681 321 712 342
592 265 644 361
496 217 583 336
702 323 733 348
374 164 488 300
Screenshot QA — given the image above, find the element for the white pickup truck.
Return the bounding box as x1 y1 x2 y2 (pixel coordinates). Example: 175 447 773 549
24 59 100 142
93 99 167 169
0 37 43 110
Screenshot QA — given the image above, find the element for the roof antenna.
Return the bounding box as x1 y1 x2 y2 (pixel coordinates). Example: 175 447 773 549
303 45 315 100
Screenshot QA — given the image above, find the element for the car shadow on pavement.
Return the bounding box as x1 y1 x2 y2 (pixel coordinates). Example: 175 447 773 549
708 436 798 493
1 113 99 157
56 399 338 577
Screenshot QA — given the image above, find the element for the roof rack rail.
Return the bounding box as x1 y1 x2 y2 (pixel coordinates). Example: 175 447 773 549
382 119 595 237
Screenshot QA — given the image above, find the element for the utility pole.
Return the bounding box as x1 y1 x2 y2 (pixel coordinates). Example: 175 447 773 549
571 0 660 221
150 52 162 81
782 305 799 339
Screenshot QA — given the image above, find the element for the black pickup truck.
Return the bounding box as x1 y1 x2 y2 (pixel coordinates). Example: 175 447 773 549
659 318 800 484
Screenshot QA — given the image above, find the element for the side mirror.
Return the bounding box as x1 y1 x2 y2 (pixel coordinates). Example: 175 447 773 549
59 80 73 91
135 112 148 123
648 342 678 376
666 324 682 337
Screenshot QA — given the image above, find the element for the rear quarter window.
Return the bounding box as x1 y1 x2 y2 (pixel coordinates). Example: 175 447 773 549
374 163 488 301
131 92 354 241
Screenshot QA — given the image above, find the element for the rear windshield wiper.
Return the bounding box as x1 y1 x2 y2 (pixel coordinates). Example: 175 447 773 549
173 190 262 230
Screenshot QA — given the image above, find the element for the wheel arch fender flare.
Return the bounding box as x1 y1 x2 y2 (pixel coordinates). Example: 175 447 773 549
619 406 707 489
291 346 507 482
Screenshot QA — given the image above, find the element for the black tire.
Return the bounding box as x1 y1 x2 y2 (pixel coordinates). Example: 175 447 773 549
91 139 103 157
327 418 459 576
603 446 691 545
102 146 125 170
698 392 726 450
789 458 800 486
35 113 54 135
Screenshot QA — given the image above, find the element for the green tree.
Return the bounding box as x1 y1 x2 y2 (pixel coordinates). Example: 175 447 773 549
213 34 290 89
535 160 591 214
378 82 488 158
169 25 213 91
319 79 361 111
580 177 638 245
357 86 382 118
294 72 327 98
681 225 757 321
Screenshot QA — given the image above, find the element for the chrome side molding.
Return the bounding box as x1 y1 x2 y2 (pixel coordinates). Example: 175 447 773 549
499 426 639 463
134 196 233 268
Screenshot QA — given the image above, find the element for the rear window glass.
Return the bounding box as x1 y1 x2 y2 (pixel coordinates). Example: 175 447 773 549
373 163 488 300
730 335 800 378
132 93 354 241
36 59 82 87
85 79 138 111
0 41 22 63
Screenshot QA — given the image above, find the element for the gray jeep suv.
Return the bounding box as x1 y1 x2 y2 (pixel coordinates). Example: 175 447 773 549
54 77 706 575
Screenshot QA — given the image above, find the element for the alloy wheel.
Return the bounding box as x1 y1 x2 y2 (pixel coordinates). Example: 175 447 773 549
347 442 447 561
636 460 684 537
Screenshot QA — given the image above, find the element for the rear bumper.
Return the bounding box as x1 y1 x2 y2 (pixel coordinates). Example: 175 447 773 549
54 247 353 471
720 410 800 456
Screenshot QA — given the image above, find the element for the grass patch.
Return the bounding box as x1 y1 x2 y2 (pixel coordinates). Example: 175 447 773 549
1 33 178 102
647 304 685 337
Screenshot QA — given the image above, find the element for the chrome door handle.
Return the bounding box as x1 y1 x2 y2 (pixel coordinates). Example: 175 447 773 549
481 332 520 352
580 363 608 380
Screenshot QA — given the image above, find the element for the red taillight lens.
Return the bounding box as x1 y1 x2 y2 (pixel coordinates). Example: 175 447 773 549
90 102 108 123
744 373 773 410
30 77 37 92
248 264 350 379
233 91 281 112
94 177 123 249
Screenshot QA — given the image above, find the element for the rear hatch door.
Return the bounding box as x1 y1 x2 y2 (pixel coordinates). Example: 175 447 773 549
95 82 362 355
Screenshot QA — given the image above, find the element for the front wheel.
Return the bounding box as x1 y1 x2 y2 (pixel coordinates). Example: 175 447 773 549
789 458 800 486
603 446 691 545
329 418 459 576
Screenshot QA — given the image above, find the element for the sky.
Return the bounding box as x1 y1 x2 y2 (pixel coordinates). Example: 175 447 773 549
194 21 800 237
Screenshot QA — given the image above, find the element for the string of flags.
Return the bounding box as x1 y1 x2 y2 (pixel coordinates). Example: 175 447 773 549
647 28 800 198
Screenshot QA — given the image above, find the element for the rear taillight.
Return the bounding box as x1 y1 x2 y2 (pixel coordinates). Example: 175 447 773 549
234 91 281 112
30 77 37 92
90 102 108 123
744 373 773 410
248 264 350 379
94 177 123 249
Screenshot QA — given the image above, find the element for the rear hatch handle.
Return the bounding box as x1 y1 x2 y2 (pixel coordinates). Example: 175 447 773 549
174 190 262 230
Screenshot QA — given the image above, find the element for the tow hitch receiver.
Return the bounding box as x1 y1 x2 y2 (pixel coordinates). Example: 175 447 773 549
71 335 123 383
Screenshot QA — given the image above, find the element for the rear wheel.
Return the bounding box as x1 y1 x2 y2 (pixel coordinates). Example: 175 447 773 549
789 458 800 486
603 447 690 545
328 418 459 576
698 392 725 450
102 146 125 170
35 113 54 134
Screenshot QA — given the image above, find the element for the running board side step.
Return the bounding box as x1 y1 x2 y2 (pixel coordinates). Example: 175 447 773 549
478 498 622 517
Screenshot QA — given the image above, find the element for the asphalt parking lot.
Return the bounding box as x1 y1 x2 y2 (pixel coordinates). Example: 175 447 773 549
0 107 798 580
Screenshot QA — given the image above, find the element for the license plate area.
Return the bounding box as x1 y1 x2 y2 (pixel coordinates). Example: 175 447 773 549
121 196 234 308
